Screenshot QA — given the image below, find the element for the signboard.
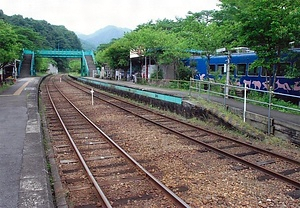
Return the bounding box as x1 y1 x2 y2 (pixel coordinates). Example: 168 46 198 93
130 48 145 58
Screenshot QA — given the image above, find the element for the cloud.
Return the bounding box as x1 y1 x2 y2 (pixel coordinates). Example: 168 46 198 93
2 0 220 34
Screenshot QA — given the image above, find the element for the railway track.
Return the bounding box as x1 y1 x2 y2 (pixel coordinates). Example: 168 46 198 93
41 74 300 206
43 76 190 207
63 75 300 191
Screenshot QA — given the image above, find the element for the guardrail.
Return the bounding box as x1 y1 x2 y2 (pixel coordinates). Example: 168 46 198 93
189 78 300 135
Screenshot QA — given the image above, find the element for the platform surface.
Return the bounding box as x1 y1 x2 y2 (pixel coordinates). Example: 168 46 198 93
0 77 53 208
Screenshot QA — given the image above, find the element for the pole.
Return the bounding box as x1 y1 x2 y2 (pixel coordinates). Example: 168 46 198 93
145 56 148 80
243 85 247 122
225 52 231 98
129 59 132 77
91 88 94 106
189 77 191 96
267 88 272 135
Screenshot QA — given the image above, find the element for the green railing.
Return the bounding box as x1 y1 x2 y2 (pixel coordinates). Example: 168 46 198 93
22 49 93 77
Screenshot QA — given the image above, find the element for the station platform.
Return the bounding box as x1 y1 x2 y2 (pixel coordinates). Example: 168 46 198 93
0 77 53 208
83 77 300 126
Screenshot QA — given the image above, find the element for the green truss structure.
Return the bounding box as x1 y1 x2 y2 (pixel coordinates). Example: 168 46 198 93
22 49 95 76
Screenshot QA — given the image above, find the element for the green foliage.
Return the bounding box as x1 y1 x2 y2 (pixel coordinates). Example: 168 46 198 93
168 80 190 90
150 69 163 80
69 59 81 73
0 83 11 93
35 58 52 73
0 20 21 68
176 64 194 81
219 0 300 77
2 12 82 50
96 38 131 70
0 10 83 76
54 58 69 73
14 26 45 50
247 91 300 114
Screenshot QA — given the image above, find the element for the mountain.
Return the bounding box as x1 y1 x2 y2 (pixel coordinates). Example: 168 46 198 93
77 25 131 50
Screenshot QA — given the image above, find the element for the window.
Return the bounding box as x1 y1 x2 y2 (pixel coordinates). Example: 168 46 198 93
230 65 235 74
209 65 215 73
218 64 225 74
248 64 259 76
219 64 235 74
237 64 246 75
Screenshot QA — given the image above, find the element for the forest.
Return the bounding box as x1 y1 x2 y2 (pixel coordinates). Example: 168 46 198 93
0 9 82 72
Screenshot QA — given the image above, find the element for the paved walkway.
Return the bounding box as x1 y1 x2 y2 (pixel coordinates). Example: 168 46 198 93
0 78 53 208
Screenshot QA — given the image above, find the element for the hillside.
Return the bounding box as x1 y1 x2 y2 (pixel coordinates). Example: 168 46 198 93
78 25 131 50
0 10 82 50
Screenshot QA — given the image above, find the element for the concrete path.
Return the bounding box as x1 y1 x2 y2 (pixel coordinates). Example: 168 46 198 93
0 77 53 208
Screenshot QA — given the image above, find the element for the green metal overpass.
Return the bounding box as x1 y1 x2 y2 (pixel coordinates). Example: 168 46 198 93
22 49 96 76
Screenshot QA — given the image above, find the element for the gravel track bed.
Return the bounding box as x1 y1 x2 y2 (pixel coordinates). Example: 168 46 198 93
53 80 300 207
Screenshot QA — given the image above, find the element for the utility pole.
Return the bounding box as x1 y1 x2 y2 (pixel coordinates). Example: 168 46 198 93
225 51 231 97
216 48 231 97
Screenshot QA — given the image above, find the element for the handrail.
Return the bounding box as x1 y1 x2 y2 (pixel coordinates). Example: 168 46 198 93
82 51 90 76
30 52 35 76
189 78 300 135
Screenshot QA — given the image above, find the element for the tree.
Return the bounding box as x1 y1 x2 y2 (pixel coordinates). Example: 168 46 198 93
95 42 114 67
4 13 82 50
0 20 21 69
14 26 45 50
69 59 82 74
219 0 300 82
125 27 189 79
177 11 239 77
96 38 131 79
35 57 52 73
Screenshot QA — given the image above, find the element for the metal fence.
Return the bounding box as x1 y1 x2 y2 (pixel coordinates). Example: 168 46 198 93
189 78 300 135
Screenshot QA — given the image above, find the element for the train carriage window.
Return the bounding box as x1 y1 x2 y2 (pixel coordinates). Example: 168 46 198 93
218 65 225 74
230 65 235 74
219 64 235 74
248 64 259 76
237 64 246 75
209 65 215 73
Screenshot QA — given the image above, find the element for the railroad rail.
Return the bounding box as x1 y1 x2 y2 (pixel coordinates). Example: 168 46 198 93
43 76 190 207
63 75 300 191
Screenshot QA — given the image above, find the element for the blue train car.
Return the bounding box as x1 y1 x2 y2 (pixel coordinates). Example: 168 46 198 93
190 49 300 97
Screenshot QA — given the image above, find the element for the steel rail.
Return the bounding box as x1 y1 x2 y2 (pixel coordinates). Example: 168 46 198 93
49 77 191 208
96 94 300 189
46 84 113 208
62 77 300 189
64 76 300 166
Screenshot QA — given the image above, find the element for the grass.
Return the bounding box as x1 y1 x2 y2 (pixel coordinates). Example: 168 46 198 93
36 72 49 77
68 72 81 77
247 91 300 115
0 83 12 93
187 81 300 115
76 77 299 151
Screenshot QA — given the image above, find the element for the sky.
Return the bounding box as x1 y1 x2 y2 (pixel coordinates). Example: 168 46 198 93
1 0 220 35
